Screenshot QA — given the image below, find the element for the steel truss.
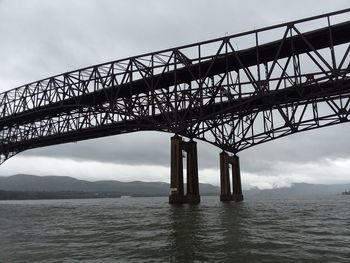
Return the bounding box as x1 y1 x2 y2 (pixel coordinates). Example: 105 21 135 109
0 9 350 164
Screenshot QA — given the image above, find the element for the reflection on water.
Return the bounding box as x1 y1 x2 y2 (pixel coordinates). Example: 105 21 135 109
0 196 350 262
216 202 250 261
168 204 205 262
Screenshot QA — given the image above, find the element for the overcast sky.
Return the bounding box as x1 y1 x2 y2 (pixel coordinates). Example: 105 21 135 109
0 0 350 189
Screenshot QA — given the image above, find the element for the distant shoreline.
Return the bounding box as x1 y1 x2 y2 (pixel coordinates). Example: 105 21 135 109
0 174 220 199
0 190 126 200
2 174 350 200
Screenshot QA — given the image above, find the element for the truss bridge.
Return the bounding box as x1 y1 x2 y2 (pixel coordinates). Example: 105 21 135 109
1 9 349 203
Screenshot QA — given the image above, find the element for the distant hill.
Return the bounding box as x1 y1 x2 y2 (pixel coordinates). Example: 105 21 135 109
1 174 349 200
0 174 219 197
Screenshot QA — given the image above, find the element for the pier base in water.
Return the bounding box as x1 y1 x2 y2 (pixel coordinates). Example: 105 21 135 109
169 135 200 204
220 152 243 202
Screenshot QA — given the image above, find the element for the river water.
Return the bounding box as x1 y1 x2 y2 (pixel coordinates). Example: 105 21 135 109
0 196 349 262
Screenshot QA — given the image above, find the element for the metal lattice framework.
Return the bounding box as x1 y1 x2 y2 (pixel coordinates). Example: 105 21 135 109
0 9 350 164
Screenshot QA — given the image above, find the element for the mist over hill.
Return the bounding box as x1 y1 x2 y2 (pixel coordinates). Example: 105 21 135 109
247 183 350 198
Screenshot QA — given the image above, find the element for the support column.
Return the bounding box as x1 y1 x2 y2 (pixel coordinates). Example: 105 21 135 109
231 155 243 202
169 135 184 203
220 151 234 201
169 136 200 204
186 140 200 203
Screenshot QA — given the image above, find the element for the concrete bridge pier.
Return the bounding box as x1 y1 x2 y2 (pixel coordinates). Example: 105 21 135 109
220 151 243 202
231 155 243 202
220 152 233 201
184 140 200 202
169 135 200 204
169 135 184 203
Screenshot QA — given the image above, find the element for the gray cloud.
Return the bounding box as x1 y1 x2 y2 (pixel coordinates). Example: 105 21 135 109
21 122 350 175
1 0 348 86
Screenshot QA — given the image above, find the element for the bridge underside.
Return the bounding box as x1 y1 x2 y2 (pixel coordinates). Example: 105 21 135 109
0 9 350 202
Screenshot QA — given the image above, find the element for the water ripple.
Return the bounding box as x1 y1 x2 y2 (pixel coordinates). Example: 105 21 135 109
1 196 350 262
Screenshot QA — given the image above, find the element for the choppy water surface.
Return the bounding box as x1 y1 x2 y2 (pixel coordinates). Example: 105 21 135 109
0 196 350 262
